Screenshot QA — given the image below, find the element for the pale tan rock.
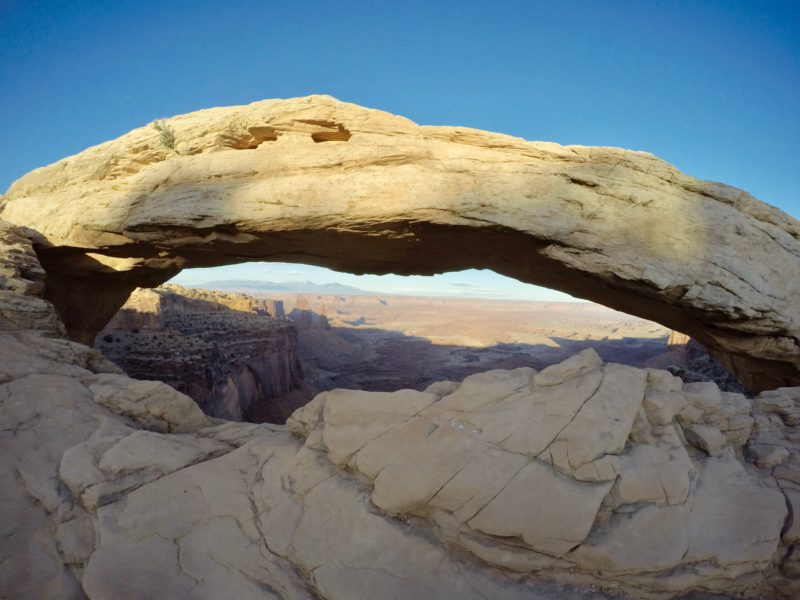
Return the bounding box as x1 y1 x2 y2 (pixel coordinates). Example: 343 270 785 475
84 374 210 433
0 234 796 599
686 455 786 568
424 379 461 398
456 533 563 572
610 444 692 506
353 414 443 479
3 97 800 391
468 459 614 557
55 515 95 566
545 363 646 476
423 366 537 414
286 350 795 595
97 430 228 474
441 368 604 454
682 423 727 457
371 422 483 514
533 348 603 386
747 443 790 467
429 447 530 523
571 502 691 573
0 221 64 335
320 387 437 465
643 369 687 426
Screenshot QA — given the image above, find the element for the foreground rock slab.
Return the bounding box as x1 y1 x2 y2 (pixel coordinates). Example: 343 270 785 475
289 349 796 596
1 331 611 600
2 320 798 599
2 96 799 391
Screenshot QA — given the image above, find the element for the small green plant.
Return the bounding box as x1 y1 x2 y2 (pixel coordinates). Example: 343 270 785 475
152 120 176 150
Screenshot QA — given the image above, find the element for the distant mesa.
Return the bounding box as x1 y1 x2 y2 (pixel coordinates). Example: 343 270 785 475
192 279 375 296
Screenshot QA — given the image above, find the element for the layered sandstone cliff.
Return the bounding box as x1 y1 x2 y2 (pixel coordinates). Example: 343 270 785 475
95 284 312 423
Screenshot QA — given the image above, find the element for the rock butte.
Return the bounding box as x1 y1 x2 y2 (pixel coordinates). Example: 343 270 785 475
1 95 799 392
1 97 800 598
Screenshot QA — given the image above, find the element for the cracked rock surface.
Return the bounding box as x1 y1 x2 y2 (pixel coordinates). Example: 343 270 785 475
2 323 798 598
1 96 800 391
289 349 795 597
1 330 610 600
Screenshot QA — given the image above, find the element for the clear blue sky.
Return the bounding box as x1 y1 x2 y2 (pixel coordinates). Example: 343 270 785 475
2 0 798 300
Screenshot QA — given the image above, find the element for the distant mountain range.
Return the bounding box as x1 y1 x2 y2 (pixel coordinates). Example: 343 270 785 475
191 280 377 296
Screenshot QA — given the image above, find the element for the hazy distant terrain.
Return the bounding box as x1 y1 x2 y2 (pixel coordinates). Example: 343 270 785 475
194 280 376 295
198 283 672 392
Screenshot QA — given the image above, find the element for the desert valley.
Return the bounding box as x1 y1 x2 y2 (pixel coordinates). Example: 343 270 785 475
96 281 679 422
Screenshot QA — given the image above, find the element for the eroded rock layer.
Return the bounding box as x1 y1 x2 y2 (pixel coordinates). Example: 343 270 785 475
1 96 799 391
95 284 311 423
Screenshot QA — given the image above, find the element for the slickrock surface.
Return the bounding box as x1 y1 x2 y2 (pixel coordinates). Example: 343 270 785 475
95 284 312 423
287 349 795 596
2 96 799 391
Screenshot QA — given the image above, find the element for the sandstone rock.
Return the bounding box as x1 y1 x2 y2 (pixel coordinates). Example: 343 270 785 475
682 423 728 456
424 379 461 398
95 284 311 422
685 455 786 568
84 374 210 433
609 444 692 506
1 319 797 599
533 347 602 386
2 96 800 391
747 443 790 467
291 350 793 596
1 168 799 598
469 459 614 557
0 221 64 335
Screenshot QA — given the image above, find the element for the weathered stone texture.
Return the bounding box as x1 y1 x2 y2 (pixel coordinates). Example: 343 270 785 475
2 96 799 391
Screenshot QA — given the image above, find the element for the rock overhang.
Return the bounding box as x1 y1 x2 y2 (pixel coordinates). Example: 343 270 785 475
1 94 799 392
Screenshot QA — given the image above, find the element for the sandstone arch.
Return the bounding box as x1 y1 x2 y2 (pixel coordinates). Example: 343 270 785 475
1 95 799 392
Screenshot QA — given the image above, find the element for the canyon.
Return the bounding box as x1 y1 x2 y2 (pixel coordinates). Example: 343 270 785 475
1 96 799 599
95 285 312 423
243 289 673 392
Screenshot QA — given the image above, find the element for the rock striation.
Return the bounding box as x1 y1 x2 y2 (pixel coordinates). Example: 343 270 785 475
95 284 311 423
1 95 799 391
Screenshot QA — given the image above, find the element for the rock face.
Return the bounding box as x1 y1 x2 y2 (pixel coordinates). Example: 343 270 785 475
1 95 799 392
95 284 311 423
1 221 799 599
287 349 790 595
666 335 750 394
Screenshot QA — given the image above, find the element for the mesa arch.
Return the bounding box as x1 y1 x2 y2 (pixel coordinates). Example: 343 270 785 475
1 95 799 392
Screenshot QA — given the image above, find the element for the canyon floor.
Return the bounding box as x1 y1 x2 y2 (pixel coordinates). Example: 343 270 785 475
233 289 673 393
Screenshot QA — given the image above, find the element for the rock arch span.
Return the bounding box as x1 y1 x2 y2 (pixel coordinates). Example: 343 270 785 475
1 95 799 392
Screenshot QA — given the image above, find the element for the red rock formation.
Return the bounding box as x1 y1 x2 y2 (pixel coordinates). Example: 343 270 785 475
95 285 312 423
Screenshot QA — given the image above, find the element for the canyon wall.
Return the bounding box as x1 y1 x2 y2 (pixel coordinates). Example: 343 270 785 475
95 285 312 423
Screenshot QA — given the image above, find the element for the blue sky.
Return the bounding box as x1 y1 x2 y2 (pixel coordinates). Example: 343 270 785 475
2 0 798 300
